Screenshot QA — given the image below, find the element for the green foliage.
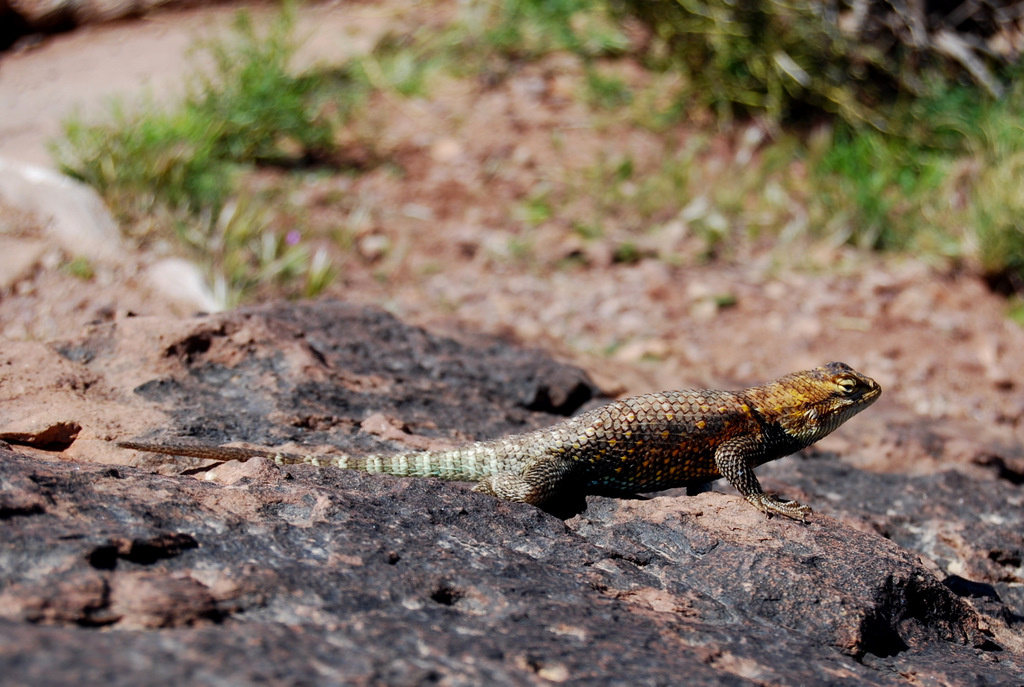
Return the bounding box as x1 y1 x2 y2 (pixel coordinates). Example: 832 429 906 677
615 0 1010 132
53 5 349 306
1008 298 1024 326
618 0 870 125
58 101 232 219
814 126 951 250
474 0 627 59
612 241 642 263
58 6 355 217
62 256 95 281
973 155 1024 285
189 9 342 165
809 74 1024 288
585 66 633 109
520 186 554 225
569 145 699 244
459 0 1024 290
964 75 1024 287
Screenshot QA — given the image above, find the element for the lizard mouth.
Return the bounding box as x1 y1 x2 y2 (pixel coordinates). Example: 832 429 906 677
855 384 881 403
843 384 881 418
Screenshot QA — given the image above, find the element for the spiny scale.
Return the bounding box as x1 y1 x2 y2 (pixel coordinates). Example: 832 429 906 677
118 361 881 520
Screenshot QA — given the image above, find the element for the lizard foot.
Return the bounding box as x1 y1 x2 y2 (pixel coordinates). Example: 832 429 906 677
473 473 541 505
473 457 571 505
747 494 812 522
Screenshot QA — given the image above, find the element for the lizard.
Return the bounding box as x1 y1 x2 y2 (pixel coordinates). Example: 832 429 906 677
118 361 880 520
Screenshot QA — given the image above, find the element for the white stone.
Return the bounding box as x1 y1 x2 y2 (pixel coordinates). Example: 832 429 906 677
144 257 221 314
0 156 124 263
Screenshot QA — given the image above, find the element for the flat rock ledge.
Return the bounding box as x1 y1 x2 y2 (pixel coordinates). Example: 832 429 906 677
0 300 1021 685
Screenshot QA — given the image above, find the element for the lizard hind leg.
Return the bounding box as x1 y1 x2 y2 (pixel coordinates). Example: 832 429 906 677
472 455 574 506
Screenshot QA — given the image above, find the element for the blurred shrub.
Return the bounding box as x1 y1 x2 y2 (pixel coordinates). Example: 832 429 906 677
966 72 1024 292
616 0 1013 129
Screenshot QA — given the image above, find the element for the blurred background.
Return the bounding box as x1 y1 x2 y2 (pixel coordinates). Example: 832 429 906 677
1 0 1023 428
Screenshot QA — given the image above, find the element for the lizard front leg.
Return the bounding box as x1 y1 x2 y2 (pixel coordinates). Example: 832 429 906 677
714 436 811 521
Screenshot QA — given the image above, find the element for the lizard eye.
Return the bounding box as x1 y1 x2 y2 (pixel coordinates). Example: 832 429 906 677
836 376 858 394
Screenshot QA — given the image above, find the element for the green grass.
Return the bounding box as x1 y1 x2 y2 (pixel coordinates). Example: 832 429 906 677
189 9 343 166
962 74 1024 286
812 127 953 251
519 186 555 226
477 0 627 60
585 66 633 109
573 59 1024 288
62 256 95 281
54 4 353 307
809 77 1024 283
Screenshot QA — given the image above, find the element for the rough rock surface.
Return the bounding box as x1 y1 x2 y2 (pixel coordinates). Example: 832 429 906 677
1 300 1022 685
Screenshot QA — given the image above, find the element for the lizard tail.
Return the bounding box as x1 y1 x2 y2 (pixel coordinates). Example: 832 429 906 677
117 441 502 480
117 441 317 465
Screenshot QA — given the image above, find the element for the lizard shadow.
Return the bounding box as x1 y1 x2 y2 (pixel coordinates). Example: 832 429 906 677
539 482 717 520
537 489 592 519
538 487 696 520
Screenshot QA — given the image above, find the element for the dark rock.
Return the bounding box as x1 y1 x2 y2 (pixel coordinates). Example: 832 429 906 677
0 300 1021 684
87 301 601 450
762 448 1024 656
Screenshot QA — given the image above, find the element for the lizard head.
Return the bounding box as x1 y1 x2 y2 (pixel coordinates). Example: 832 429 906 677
755 361 881 445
